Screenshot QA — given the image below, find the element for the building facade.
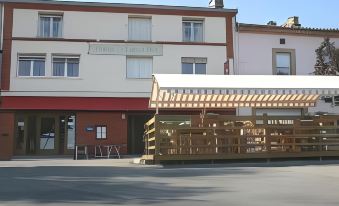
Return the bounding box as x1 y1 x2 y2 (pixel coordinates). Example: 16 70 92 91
0 0 237 160
235 19 339 116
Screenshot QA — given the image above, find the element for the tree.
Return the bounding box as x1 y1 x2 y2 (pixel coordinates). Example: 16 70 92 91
313 37 339 75
336 49 339 69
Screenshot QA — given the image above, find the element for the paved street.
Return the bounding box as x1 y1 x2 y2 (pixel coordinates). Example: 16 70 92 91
1 158 339 206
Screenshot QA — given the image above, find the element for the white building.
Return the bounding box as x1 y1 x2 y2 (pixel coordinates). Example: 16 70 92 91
0 0 237 159
235 17 339 116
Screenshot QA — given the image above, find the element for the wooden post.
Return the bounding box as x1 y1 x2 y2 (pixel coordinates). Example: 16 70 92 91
75 145 78 160
263 114 270 153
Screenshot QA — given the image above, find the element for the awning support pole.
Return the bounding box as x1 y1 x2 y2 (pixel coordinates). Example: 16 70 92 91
156 86 160 115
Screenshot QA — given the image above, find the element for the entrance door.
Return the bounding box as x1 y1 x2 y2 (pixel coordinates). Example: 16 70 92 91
14 113 76 156
58 115 76 155
38 116 58 155
14 116 26 155
128 114 153 154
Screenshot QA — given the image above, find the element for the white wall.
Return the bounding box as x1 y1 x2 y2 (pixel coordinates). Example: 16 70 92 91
9 8 228 98
238 32 339 75
12 9 226 43
9 40 226 97
237 32 339 114
63 12 128 41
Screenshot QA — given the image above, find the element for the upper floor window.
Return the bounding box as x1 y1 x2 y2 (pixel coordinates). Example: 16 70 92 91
52 56 80 77
39 14 63 38
128 17 152 41
182 57 207 74
183 20 204 42
275 53 291 75
272 49 296 75
126 57 152 79
18 55 45 77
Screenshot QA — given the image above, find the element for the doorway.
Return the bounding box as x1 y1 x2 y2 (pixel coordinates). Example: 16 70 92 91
14 113 76 156
127 114 153 155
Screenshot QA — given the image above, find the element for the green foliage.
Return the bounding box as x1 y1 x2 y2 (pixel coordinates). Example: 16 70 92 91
314 37 339 75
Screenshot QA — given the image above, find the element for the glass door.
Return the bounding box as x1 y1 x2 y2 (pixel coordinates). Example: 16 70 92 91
38 116 58 154
14 116 26 155
58 115 76 155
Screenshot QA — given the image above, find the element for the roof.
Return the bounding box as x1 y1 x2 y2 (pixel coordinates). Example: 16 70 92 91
150 74 339 109
0 0 238 14
238 23 339 38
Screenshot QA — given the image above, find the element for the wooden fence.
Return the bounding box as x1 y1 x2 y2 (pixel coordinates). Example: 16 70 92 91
141 114 339 163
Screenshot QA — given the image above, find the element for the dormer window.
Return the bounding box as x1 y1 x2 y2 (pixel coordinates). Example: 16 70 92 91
39 14 63 38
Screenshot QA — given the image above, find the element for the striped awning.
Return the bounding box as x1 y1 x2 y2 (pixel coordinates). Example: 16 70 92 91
149 74 339 109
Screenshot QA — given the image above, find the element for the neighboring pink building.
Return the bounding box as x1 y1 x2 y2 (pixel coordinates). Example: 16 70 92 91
235 18 339 116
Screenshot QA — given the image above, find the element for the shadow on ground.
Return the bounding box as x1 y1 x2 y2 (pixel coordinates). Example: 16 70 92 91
161 159 339 169
0 165 248 205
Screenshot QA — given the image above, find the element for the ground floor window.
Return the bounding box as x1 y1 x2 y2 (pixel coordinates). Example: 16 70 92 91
96 126 107 139
334 96 339 106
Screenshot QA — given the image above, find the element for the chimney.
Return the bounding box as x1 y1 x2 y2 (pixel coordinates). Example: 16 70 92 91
267 21 277 26
282 16 301 28
209 0 224 9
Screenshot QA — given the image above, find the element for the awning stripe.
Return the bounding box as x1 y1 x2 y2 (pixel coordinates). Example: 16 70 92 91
150 74 339 109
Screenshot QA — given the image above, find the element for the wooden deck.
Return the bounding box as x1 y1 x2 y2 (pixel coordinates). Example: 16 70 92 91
141 114 339 164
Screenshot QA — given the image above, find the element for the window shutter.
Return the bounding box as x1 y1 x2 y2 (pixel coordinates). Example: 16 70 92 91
128 18 152 41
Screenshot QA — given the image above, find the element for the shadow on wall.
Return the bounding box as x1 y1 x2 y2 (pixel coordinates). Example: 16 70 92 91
0 166 251 205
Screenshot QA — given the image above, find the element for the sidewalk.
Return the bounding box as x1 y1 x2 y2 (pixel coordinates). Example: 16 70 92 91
0 156 150 168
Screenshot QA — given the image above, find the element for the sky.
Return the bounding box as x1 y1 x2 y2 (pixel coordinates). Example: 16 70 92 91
57 0 339 28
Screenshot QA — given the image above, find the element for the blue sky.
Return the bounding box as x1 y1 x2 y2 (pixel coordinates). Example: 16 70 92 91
59 0 339 28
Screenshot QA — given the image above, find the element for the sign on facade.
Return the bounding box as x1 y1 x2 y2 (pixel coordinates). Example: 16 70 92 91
89 43 163 56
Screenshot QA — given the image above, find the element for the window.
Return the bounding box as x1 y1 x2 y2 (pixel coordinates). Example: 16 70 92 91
183 20 204 42
126 57 152 79
334 96 339 106
181 57 207 74
39 14 63 38
18 56 45 77
272 49 296 75
280 38 286 44
52 56 80 77
276 53 291 75
128 17 152 41
96 126 107 139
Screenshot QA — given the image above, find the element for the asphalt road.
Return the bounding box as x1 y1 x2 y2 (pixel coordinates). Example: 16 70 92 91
1 158 339 206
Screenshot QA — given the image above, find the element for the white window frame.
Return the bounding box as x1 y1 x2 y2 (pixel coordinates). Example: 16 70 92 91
334 96 339 106
126 57 153 79
38 14 63 38
96 126 107 139
181 57 207 75
182 20 204 42
275 52 291 75
182 62 207 74
128 17 152 41
52 55 80 78
272 49 296 75
17 55 46 77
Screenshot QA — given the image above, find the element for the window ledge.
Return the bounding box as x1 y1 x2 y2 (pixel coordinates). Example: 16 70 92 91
125 77 152 80
16 76 82 80
36 36 64 39
127 40 153 43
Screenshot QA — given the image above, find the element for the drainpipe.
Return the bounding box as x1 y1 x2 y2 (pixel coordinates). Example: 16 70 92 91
0 3 3 87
